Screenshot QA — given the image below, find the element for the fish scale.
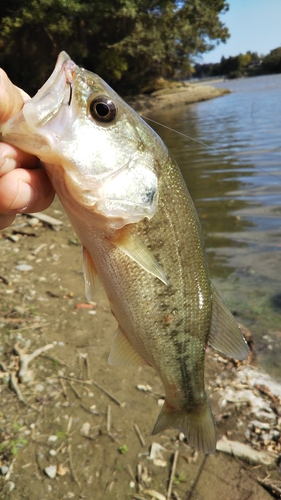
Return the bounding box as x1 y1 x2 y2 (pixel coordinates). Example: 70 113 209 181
0 51 249 453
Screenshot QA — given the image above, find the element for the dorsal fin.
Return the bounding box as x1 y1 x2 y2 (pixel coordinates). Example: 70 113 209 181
208 284 249 360
82 246 100 301
107 226 168 285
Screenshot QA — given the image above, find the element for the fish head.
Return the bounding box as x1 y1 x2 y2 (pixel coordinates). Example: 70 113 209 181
1 52 166 228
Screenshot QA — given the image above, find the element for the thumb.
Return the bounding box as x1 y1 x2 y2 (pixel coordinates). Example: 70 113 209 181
0 69 26 124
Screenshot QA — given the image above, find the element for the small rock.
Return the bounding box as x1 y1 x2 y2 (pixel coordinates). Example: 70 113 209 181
0 465 9 475
251 420 271 431
44 465 57 479
28 217 40 226
15 264 33 272
35 384 45 392
136 384 152 392
81 422 91 436
48 435 58 443
57 463 67 476
6 481 15 492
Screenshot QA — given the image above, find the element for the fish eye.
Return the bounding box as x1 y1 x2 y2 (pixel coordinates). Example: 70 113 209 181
89 96 117 123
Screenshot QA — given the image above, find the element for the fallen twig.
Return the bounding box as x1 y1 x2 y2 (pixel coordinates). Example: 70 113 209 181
68 444 80 486
58 375 122 405
9 372 39 413
68 381 82 399
134 423 146 447
92 380 122 406
257 477 281 497
167 450 179 500
107 405 111 433
14 342 54 383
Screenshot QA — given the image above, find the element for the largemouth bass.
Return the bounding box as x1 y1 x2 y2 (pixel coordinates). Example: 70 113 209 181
0 52 249 453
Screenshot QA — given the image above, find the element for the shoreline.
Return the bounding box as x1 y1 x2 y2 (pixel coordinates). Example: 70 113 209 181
125 83 230 115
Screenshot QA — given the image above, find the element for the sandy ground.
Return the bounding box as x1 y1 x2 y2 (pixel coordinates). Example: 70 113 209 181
125 84 230 115
1 205 280 500
0 85 280 499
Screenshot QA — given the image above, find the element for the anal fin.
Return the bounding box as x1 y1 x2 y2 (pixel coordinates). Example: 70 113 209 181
108 326 147 366
108 226 168 285
208 284 249 360
82 247 100 301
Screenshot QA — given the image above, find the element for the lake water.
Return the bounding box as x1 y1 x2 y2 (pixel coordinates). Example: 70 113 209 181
150 74 281 379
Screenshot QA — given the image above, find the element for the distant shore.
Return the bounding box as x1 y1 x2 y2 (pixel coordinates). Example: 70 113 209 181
126 83 230 116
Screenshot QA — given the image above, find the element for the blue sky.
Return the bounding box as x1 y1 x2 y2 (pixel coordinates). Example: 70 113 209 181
202 0 281 64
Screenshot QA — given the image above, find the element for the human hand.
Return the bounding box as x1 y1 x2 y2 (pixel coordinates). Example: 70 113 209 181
0 69 55 229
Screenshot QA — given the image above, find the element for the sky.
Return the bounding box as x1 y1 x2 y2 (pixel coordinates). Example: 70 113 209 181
202 0 281 64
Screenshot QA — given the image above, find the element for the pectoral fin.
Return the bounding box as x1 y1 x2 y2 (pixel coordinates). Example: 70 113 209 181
82 247 100 301
108 227 168 285
208 284 249 360
108 326 147 366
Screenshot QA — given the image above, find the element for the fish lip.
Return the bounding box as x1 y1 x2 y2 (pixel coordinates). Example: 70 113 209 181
59 52 77 85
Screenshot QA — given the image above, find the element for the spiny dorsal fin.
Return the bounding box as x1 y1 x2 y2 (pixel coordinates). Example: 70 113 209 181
108 326 147 366
82 246 100 301
107 226 168 285
208 284 249 360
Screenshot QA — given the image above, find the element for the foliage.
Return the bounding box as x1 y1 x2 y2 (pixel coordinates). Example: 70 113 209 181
0 0 230 94
262 47 281 74
194 50 264 79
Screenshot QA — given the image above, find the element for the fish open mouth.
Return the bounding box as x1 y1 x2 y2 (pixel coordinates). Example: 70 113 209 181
20 52 77 129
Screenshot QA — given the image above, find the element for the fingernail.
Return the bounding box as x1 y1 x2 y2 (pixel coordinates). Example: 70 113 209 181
12 181 37 211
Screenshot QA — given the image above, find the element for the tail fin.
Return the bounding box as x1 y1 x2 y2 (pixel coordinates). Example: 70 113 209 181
152 398 216 454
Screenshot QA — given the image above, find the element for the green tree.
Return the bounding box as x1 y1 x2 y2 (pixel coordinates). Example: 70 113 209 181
0 0 230 94
262 47 281 74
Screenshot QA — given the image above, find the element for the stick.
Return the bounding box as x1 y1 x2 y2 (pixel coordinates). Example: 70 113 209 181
107 405 111 433
68 381 82 399
59 375 122 406
85 354 91 379
59 377 67 397
137 463 144 493
91 380 122 406
126 463 135 482
14 343 54 382
67 416 73 435
9 372 39 413
134 423 146 447
68 444 80 486
167 450 179 500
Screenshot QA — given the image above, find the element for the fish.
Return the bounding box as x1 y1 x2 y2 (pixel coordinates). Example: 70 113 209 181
0 52 249 453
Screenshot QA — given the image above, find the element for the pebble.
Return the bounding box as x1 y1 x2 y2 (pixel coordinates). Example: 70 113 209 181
81 422 91 436
44 465 57 479
35 384 45 392
251 420 271 431
15 264 33 272
0 465 9 475
136 384 152 392
6 481 15 492
48 435 58 443
28 217 39 226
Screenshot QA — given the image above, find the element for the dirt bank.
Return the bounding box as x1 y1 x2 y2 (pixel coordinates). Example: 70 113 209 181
125 83 230 115
0 203 280 500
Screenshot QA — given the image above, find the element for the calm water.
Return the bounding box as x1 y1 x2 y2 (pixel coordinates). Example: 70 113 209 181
150 74 281 378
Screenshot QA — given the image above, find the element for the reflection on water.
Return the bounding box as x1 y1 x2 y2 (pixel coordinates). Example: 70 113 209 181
150 74 281 379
